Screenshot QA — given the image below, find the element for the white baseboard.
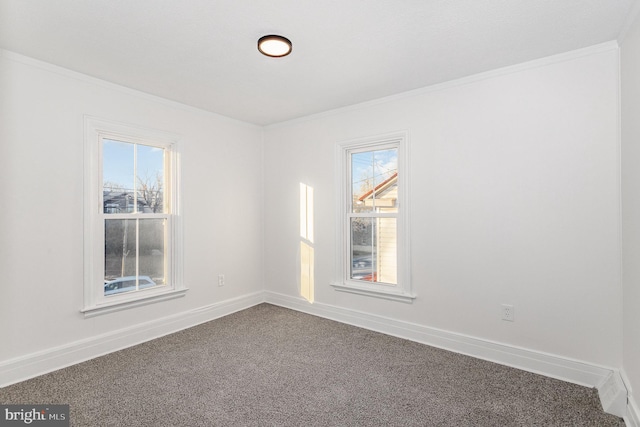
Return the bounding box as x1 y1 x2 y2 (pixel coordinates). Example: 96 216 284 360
627 397 640 427
622 368 640 427
598 370 628 418
0 291 265 388
265 292 617 394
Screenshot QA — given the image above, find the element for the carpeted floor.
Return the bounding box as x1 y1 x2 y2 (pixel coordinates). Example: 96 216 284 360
0 304 626 426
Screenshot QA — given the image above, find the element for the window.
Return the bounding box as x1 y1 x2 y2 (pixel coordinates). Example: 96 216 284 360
332 132 413 302
83 117 185 317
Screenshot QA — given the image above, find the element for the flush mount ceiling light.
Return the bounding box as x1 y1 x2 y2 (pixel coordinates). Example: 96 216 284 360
257 35 292 57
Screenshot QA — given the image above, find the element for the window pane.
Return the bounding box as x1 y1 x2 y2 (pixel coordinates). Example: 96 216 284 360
103 139 135 214
351 148 398 213
104 219 137 295
350 217 397 285
352 151 374 213
139 219 166 287
350 217 376 281
136 145 165 213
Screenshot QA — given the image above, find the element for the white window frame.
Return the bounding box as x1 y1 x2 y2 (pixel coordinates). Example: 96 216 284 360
82 116 186 317
332 131 414 303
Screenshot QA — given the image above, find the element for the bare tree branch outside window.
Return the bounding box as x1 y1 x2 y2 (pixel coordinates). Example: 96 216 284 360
137 172 164 213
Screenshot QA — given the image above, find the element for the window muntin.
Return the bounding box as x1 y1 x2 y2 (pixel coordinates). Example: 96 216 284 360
83 117 184 316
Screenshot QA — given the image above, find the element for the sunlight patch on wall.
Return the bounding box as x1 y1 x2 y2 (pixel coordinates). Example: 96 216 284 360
300 183 314 243
300 242 314 303
300 183 315 302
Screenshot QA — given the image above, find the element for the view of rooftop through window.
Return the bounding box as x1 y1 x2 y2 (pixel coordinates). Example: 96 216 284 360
351 148 397 202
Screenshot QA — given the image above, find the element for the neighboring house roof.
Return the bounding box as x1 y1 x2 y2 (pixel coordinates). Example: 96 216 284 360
103 191 153 213
358 172 397 201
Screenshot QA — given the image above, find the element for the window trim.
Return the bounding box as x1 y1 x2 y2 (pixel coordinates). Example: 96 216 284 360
332 131 414 303
82 116 185 317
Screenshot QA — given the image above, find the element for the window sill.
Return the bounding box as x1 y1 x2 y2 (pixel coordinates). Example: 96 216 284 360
331 282 415 303
81 288 188 318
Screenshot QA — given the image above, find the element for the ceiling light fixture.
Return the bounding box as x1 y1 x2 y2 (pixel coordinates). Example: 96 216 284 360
257 35 292 58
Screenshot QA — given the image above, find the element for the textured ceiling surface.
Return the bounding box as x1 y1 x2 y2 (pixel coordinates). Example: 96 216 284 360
0 0 637 125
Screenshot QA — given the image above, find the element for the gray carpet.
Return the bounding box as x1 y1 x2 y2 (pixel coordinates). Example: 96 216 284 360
0 304 625 426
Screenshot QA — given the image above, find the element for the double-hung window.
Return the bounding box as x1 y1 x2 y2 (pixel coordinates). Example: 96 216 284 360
83 117 185 316
333 131 413 302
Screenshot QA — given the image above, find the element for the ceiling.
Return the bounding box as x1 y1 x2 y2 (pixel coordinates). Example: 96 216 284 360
0 0 637 126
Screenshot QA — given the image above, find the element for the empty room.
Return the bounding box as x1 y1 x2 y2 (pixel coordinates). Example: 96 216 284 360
1 1 640 425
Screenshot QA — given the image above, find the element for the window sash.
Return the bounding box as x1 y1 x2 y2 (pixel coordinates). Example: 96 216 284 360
347 212 398 219
346 142 399 212
101 213 169 220
100 216 172 301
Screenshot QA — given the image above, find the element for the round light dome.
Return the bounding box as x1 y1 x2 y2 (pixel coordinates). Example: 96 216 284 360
258 35 292 58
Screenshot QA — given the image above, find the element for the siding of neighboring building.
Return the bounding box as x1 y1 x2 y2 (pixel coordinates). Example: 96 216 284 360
377 217 397 284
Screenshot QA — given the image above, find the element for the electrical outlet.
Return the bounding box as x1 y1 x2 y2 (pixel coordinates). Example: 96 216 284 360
501 304 514 322
218 274 225 287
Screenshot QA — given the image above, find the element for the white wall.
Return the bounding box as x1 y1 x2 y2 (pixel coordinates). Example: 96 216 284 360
263 45 622 369
0 41 626 401
0 52 264 364
621 10 640 421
